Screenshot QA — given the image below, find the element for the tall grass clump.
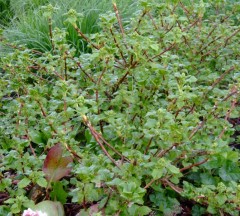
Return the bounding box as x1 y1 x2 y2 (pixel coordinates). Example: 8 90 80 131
0 0 12 26
2 0 137 54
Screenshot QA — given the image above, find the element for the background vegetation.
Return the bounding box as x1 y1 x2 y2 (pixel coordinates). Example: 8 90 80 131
0 0 136 54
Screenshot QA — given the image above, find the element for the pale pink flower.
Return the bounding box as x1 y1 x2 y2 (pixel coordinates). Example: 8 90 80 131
22 208 47 216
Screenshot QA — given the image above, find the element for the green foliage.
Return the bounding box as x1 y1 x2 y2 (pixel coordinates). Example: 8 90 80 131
0 0 240 215
50 182 68 204
0 0 12 26
2 0 137 54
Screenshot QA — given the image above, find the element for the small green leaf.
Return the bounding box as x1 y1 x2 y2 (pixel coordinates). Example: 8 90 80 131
18 178 31 188
200 173 216 185
40 4 58 18
152 169 163 179
36 178 48 188
215 194 227 205
186 76 197 83
64 9 83 26
50 182 68 204
150 44 159 51
168 165 180 174
219 161 240 181
11 203 21 214
207 205 217 214
138 206 152 215
29 131 45 145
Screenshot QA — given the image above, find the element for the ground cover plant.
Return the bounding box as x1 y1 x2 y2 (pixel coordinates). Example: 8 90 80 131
0 0 240 215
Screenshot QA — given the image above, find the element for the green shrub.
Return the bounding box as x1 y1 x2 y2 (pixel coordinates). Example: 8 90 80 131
0 0 240 215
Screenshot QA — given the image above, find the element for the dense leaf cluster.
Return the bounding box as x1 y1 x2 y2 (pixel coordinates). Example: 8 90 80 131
0 0 240 215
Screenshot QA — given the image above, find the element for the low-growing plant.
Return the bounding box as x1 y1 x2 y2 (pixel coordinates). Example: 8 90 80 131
0 0 240 215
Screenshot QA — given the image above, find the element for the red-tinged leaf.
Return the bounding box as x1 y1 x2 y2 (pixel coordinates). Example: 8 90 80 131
43 143 73 182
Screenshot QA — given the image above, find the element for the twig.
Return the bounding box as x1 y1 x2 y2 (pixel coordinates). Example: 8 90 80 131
161 178 183 193
98 135 130 163
36 100 60 137
218 99 237 139
147 12 158 30
96 60 109 133
53 70 64 80
37 100 47 118
155 143 179 158
164 25 174 35
225 99 237 121
144 137 153 154
16 102 24 129
48 18 55 51
0 37 43 55
197 35 222 54
183 18 200 32
82 115 130 167
113 3 125 36
144 177 183 194
112 61 138 93
179 2 190 20
180 158 209 172
64 143 82 160
27 67 50 82
134 10 148 32
96 60 109 103
148 43 176 61
197 22 220 52
144 179 156 189
86 124 120 167
222 86 238 102
23 116 37 158
112 70 129 93
173 150 209 165
189 120 205 140
76 61 96 83
188 95 233 140
210 66 235 91
73 25 100 50
109 28 127 65
200 28 240 60
16 99 36 157
224 28 240 47
175 106 191 119
64 54 67 81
